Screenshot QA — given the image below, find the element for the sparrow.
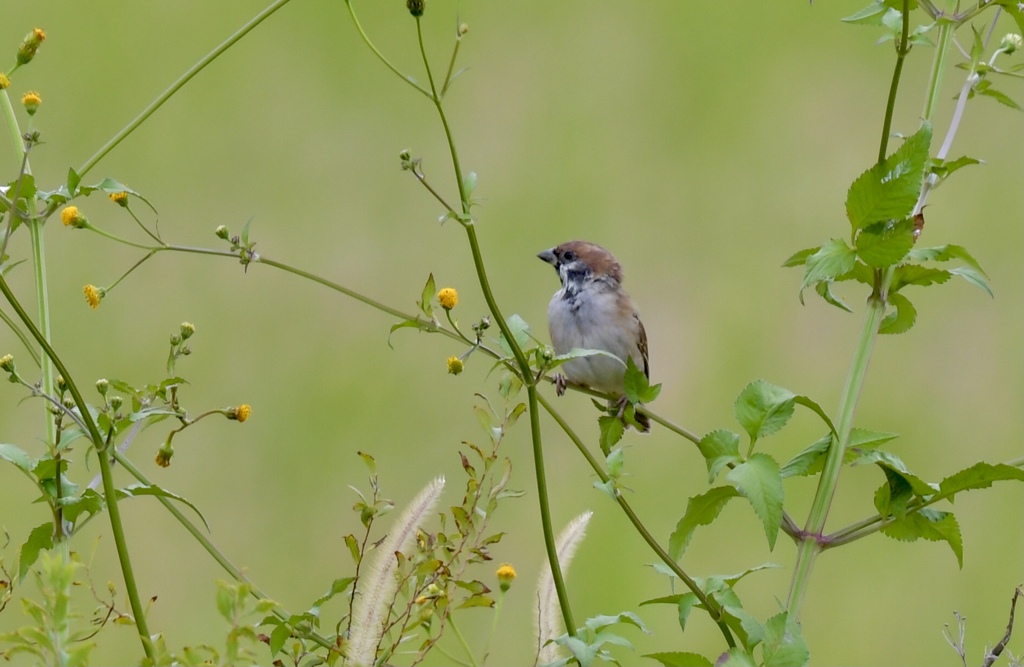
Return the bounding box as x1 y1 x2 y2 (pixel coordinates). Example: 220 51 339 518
538 240 650 431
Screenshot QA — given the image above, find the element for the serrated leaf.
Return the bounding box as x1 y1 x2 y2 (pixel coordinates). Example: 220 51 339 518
599 416 625 456
549 347 624 372
458 594 495 609
734 380 796 443
855 449 935 497
856 219 915 267
643 652 713 667
727 454 784 550
697 430 742 483
846 123 932 230
890 264 952 292
67 167 82 195
269 623 291 656
761 612 809 667
937 462 1024 501
799 239 856 298
18 523 53 582
907 244 986 273
879 291 916 334
624 356 660 404
780 434 832 478
669 486 739 559
881 508 963 567
930 155 981 180
498 314 532 357
310 577 355 612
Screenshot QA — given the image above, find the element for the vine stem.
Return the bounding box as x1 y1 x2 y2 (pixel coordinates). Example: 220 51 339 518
409 10 577 637
786 0 912 622
0 273 155 661
76 0 295 178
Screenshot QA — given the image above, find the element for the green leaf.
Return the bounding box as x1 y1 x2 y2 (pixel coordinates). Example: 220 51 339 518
781 247 818 268
814 280 852 312
799 239 856 298
717 647 758 667
854 449 935 497
458 594 495 609
879 292 916 334
498 314 532 357
550 347 624 372
846 123 931 231
842 1 892 25
624 356 660 404
116 484 210 531
643 652 713 667
907 244 986 273
780 434 831 478
949 266 993 297
669 486 739 559
996 1 1024 35
67 167 82 195
599 416 625 456
387 320 422 348
855 219 915 267
881 508 963 567
344 534 361 565
929 155 981 180
761 612 809 667
978 86 1023 111
61 489 104 526
269 623 291 656
697 430 742 482
734 380 796 443
309 577 355 613
890 264 952 292
418 273 435 319
19 523 54 582
727 454 784 550
937 462 1024 502
0 443 35 473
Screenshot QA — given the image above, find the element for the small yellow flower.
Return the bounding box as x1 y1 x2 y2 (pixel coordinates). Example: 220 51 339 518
108 191 129 207
21 92 41 115
447 356 463 375
496 563 516 592
0 74 9 90
437 287 458 310
231 404 252 422
83 284 103 309
61 205 86 228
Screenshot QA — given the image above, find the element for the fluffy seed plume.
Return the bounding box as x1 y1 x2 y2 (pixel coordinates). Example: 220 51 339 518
347 476 445 666
535 511 593 665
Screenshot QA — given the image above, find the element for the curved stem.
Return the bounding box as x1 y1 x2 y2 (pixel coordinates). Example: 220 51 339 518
77 0 295 178
0 273 154 661
343 0 431 99
538 394 736 648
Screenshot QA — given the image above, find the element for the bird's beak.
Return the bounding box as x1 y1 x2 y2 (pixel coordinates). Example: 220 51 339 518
537 248 557 265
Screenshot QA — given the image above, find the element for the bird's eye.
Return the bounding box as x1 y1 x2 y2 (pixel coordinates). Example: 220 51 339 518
562 250 576 262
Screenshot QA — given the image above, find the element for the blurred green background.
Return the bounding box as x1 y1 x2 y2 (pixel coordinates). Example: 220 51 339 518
1 1 1022 664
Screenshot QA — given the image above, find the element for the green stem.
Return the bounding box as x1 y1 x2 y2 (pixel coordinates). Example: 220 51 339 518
343 0 431 98
76 0 295 178
921 9 955 123
0 274 155 661
538 394 736 648
786 290 888 619
109 450 336 652
877 0 912 163
446 614 478 667
411 13 576 637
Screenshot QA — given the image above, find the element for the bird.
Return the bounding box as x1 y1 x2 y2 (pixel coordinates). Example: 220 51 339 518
537 240 650 432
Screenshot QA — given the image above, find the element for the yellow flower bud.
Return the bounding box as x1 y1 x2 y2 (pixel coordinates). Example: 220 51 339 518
108 191 129 207
447 356 464 375
437 287 458 310
0 354 14 373
230 404 252 422
17 28 46 65
496 563 516 592
0 74 11 90
21 92 41 115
